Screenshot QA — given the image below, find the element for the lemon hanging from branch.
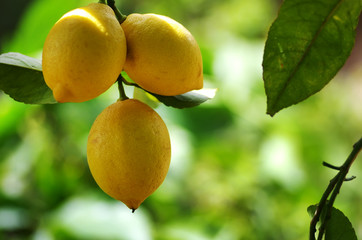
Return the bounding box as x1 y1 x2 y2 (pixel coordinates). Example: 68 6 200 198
121 13 203 96
42 3 127 103
87 99 171 211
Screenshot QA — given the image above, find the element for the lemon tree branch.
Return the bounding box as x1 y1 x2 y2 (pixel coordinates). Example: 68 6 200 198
309 137 362 240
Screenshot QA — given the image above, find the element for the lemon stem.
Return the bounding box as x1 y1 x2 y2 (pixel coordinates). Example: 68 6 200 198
117 79 128 101
106 0 127 24
98 0 106 4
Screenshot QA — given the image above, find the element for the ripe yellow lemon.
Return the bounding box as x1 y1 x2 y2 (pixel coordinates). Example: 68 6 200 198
121 13 203 96
42 3 127 103
87 99 171 211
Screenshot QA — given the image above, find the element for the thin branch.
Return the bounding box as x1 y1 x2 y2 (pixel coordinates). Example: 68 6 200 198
119 76 140 88
322 161 341 170
309 175 339 240
317 138 362 239
344 176 356 181
309 137 362 240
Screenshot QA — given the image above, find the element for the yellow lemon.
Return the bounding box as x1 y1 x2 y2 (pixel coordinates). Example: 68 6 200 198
42 3 126 103
121 13 203 96
87 99 171 211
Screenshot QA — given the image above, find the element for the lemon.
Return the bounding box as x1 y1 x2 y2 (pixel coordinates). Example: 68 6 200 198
42 3 127 103
121 13 203 96
87 99 171 211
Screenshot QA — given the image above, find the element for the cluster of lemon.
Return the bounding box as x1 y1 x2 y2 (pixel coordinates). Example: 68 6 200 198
42 3 203 211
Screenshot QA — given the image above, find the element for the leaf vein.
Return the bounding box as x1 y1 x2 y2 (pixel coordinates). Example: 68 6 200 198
271 0 345 110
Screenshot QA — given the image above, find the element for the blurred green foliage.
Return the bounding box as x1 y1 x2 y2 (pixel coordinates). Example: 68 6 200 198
1 0 362 239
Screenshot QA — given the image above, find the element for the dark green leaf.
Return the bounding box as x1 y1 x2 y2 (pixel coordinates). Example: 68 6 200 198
325 207 357 240
308 204 327 231
263 0 361 116
307 204 317 218
307 205 357 240
148 89 217 109
0 52 56 104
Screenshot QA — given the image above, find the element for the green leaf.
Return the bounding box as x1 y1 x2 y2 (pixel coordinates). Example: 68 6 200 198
263 0 362 116
133 87 161 109
121 71 216 108
325 207 357 240
307 205 357 240
307 204 325 229
307 204 317 218
0 52 56 104
148 88 217 109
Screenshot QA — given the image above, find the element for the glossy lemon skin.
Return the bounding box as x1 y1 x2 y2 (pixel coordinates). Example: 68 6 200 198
87 99 171 210
121 13 203 96
42 3 127 102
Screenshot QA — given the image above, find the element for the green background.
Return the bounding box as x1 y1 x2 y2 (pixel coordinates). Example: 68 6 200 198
1 0 362 239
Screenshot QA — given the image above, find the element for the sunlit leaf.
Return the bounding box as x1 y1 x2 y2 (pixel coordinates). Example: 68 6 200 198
0 52 56 104
263 0 361 116
149 88 217 109
133 87 160 109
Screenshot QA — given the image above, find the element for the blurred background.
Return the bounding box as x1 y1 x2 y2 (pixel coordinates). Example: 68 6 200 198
1 0 362 239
